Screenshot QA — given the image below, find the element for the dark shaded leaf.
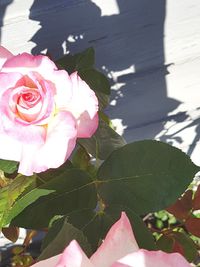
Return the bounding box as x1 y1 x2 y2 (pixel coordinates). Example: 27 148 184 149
10 169 97 229
172 231 198 262
56 47 95 74
79 68 110 95
72 147 91 171
65 205 156 252
97 140 199 215
39 217 91 261
79 119 126 160
157 234 174 253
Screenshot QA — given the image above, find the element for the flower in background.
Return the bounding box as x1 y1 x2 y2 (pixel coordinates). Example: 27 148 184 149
0 46 98 176
32 212 190 267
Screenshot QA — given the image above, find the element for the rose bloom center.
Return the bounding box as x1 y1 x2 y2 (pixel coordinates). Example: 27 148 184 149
18 90 41 109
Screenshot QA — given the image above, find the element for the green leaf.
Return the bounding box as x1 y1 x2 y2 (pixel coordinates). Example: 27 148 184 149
64 205 156 252
10 169 97 229
79 68 110 95
56 47 95 74
39 217 91 261
94 91 110 110
56 54 77 74
172 231 198 262
157 235 174 253
38 160 73 181
75 47 95 70
0 159 18 174
79 119 126 160
0 175 36 227
97 140 199 215
72 147 90 171
103 206 156 250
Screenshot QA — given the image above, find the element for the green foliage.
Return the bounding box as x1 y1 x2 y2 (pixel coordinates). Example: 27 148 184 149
10 169 97 229
97 140 199 214
79 68 110 95
56 47 110 96
39 216 92 260
0 159 18 174
79 119 126 160
0 175 36 227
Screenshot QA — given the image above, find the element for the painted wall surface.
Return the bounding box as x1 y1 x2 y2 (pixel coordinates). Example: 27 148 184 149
0 0 200 165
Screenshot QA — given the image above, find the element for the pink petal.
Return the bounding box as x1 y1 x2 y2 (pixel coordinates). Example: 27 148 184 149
69 72 98 138
90 212 139 267
55 240 94 267
112 249 191 267
2 53 57 78
0 133 22 162
0 118 45 169
53 69 73 109
2 53 73 109
31 254 61 267
0 72 24 97
18 111 77 175
0 46 13 69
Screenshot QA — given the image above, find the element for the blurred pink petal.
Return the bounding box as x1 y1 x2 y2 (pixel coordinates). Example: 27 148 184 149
56 240 94 267
90 212 139 267
32 212 191 267
32 254 61 267
69 72 98 138
112 249 191 267
0 46 13 69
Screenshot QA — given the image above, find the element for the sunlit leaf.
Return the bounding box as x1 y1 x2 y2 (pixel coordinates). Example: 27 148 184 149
0 159 18 174
0 175 36 227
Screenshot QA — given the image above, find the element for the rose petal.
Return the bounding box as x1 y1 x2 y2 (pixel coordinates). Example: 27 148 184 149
0 72 24 97
90 212 139 267
53 69 73 109
17 100 43 122
31 254 61 267
0 133 22 162
55 240 94 267
18 111 77 175
69 72 98 138
112 249 191 267
2 54 73 109
2 53 57 78
0 46 13 69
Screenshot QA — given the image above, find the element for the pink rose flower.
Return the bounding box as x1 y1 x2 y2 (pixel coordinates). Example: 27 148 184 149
32 212 191 267
0 46 98 175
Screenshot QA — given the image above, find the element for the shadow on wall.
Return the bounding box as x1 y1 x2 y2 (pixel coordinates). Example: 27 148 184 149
29 0 198 150
0 0 13 42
